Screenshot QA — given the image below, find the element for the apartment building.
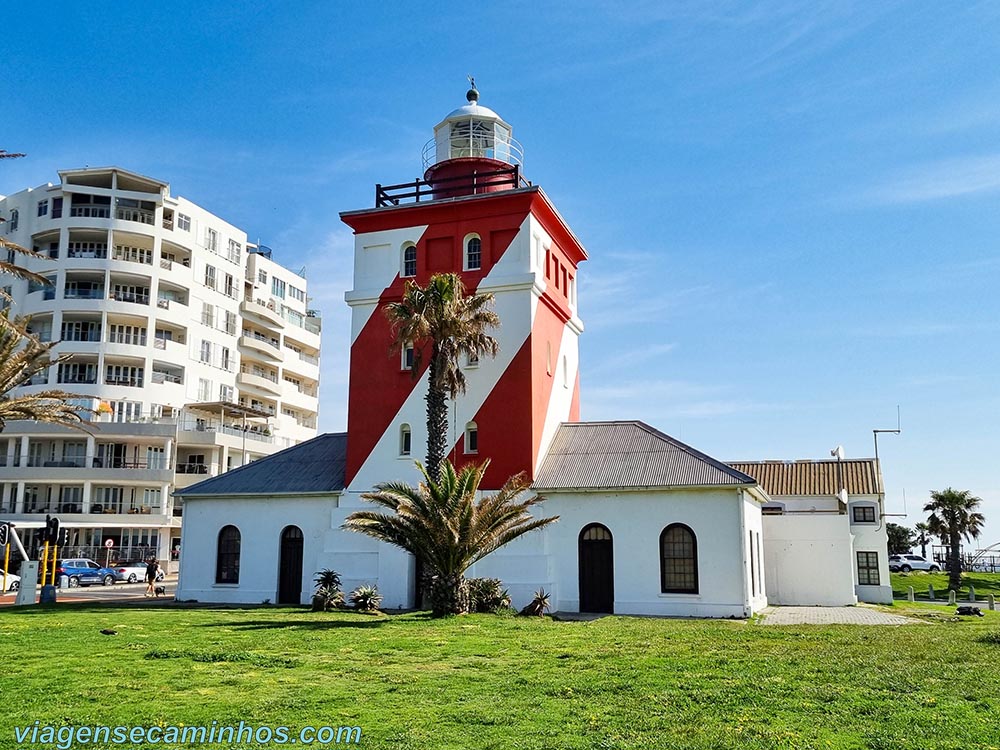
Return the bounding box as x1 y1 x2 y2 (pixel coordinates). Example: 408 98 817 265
0 167 321 570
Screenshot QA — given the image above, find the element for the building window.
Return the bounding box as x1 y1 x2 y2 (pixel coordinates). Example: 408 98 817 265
466 352 479 368
7 209 18 232
177 213 191 231
37 199 49 217
205 227 218 253
219 384 234 402
400 424 411 456
272 278 286 299
402 244 417 277
197 378 211 402
464 422 478 454
563 355 569 388
204 264 216 290
852 505 876 523
224 273 235 298
227 239 241 264
258 269 267 284
220 346 231 371
402 344 414 370
465 236 482 271
857 551 880 586
200 340 212 363
224 310 237 336
289 285 306 302
660 524 698 594
51 197 63 219
216 525 241 584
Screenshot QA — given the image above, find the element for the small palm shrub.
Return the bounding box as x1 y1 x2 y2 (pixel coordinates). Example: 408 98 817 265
350 584 383 613
468 577 512 614
519 588 551 617
312 569 343 611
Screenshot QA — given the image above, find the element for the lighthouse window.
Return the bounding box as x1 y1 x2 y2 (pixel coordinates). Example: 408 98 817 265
465 236 482 271
399 424 411 456
402 244 417 278
464 422 478 454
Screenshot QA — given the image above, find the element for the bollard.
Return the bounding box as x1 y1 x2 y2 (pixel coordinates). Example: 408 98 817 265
948 590 957 605
928 584 935 601
39 584 57 605
989 594 996 612
907 586 915 602
969 585 976 602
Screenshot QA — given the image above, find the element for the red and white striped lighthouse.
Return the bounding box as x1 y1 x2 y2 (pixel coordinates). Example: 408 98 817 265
341 85 587 491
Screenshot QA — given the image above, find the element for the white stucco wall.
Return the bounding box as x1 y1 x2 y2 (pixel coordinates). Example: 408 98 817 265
527 487 758 618
176 494 336 605
848 497 893 604
762 514 858 606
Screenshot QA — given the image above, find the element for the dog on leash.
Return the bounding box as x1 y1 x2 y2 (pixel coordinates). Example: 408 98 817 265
153 585 166 598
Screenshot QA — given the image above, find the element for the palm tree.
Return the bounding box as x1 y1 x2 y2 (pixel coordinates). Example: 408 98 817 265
914 521 931 558
384 273 499 483
0 312 90 430
924 488 985 591
343 459 558 616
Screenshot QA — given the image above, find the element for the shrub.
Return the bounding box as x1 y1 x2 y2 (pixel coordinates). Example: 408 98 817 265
468 577 512 614
350 584 383 613
312 569 343 612
518 588 551 617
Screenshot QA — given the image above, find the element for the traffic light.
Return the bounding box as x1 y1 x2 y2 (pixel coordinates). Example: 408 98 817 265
45 515 61 545
60 527 71 546
0 523 8 547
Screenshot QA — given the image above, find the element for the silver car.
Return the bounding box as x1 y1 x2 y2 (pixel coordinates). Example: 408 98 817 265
889 554 940 573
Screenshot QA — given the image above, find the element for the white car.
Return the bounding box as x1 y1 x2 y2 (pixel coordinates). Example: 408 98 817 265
1 570 20 592
114 561 164 584
889 554 940 573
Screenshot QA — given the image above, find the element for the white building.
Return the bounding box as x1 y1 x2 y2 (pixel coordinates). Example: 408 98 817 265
0 167 321 570
173 90 889 615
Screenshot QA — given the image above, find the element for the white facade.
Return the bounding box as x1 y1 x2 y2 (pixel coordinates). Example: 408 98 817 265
0 167 320 569
175 482 769 618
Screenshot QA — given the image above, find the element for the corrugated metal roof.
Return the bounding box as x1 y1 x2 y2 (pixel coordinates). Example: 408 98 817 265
534 422 757 490
177 432 347 497
726 459 882 497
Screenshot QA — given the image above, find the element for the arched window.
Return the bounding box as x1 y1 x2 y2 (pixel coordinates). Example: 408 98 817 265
399 424 411 456
216 525 241 584
402 244 417 278
660 524 697 594
464 421 478 454
465 235 482 271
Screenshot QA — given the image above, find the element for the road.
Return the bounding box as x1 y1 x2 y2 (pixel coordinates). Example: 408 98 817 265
0 577 177 607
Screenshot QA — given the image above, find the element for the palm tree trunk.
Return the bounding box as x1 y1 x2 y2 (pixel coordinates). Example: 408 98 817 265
948 532 962 591
425 347 448 484
428 572 469 616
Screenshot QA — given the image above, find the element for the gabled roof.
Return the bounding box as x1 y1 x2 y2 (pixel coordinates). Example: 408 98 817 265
534 421 757 490
727 459 882 497
177 433 347 498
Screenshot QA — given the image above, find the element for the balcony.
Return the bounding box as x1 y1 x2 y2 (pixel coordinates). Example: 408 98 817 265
64 288 105 300
239 332 281 359
104 375 144 388
237 366 282 395
151 370 183 385
240 297 285 327
67 244 108 259
70 206 110 219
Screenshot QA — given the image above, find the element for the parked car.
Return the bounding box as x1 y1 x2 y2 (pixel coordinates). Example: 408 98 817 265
1 570 20 592
56 559 118 587
114 561 164 584
889 554 940 573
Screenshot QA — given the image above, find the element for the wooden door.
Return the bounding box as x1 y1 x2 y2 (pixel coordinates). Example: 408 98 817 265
579 524 614 613
277 526 304 605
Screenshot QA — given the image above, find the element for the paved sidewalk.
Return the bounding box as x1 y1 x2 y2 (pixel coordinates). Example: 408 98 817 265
759 605 919 625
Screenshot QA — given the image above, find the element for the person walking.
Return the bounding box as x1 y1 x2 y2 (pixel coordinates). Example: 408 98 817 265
144 558 158 597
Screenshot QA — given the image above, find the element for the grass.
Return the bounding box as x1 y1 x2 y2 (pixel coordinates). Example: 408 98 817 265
2 604 1000 749
891 571 1000 601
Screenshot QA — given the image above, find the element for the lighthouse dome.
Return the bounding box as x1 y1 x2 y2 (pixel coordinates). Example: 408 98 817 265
422 87 523 171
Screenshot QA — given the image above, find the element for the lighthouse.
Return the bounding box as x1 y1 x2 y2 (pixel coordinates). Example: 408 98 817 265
341 85 588 492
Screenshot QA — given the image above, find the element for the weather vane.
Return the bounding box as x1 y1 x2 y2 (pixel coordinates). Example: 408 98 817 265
468 74 476 89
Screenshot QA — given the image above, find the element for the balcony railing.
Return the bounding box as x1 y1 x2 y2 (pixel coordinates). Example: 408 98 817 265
176 463 209 475
57 374 98 384
106 332 146 346
67 245 108 259
64 289 105 300
151 371 183 385
112 246 153 265
240 366 278 383
178 421 275 444
109 290 150 305
104 375 144 387
242 330 280 350
375 164 527 207
70 206 110 219
116 207 155 225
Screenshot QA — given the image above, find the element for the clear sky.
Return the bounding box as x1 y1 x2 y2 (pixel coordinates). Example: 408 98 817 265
5 2 999 548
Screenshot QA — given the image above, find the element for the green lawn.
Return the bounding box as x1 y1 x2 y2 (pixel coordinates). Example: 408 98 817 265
2 604 1000 749
891 571 1000 601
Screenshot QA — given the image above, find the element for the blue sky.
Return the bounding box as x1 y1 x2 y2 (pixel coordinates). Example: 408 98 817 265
5 2 1000 547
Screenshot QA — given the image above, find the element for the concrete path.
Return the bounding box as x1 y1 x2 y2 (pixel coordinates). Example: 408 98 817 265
759 605 919 625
